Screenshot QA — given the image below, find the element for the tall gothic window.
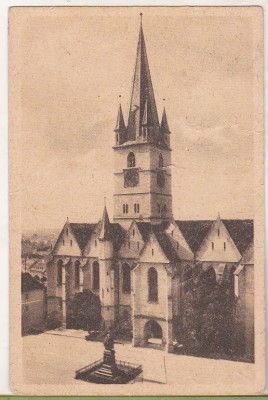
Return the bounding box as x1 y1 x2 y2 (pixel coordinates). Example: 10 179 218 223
93 261 100 290
57 260 63 286
127 152 135 168
75 262 80 288
159 153 164 168
122 263 131 294
148 267 158 302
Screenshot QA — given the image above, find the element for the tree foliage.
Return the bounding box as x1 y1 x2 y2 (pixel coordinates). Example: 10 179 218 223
181 264 236 357
67 289 101 331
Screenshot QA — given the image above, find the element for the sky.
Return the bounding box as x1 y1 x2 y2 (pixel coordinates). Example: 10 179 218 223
10 7 255 231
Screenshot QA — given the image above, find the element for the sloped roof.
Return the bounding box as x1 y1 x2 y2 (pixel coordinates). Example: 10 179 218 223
240 240 254 264
69 223 97 251
110 223 126 252
175 219 254 255
175 220 214 253
136 222 152 242
29 259 47 271
22 272 44 293
222 219 253 255
152 225 180 263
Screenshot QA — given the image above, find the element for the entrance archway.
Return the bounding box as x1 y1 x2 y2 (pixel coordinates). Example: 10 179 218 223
144 320 163 346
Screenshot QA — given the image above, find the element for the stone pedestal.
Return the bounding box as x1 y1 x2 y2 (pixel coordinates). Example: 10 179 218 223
94 349 117 379
103 350 117 374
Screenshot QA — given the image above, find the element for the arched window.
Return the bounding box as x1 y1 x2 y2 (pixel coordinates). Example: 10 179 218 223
57 260 63 286
122 263 131 294
92 261 100 290
127 152 135 168
148 267 158 302
75 261 80 288
159 154 164 168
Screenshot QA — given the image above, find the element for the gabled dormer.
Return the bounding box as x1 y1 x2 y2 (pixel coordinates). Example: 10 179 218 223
165 220 194 261
139 230 170 264
139 227 179 265
52 220 83 257
196 216 241 263
118 220 147 259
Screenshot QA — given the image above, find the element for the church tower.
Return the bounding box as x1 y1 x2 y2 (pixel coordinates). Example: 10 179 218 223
113 16 173 229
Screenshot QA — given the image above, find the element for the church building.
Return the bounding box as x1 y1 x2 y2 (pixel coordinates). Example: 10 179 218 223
47 17 254 353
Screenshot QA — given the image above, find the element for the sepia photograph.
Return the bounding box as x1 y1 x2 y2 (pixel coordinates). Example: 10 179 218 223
9 6 264 395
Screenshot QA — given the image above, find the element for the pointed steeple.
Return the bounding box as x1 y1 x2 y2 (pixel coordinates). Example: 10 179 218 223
127 15 159 141
98 204 111 241
160 108 171 134
114 104 126 132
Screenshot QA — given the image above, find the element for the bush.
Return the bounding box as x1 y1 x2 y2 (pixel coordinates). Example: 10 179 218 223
67 289 101 331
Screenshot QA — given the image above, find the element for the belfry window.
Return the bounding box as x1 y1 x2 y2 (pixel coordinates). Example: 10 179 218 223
127 152 135 168
148 267 158 302
159 154 164 168
134 203 140 213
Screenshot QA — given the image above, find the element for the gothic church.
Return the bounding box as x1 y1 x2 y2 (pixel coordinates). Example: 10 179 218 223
47 18 254 353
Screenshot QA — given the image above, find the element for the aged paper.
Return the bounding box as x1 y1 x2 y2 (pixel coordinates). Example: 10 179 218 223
9 6 264 395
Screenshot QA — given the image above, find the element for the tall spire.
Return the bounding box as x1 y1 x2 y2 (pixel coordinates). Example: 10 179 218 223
127 16 159 141
98 204 111 240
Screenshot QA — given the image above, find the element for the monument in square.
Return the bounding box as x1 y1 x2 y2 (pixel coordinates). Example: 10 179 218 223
75 331 142 384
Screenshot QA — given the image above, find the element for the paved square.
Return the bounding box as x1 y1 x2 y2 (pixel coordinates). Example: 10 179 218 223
23 331 255 389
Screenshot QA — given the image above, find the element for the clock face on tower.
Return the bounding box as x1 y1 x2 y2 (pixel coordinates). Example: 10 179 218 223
124 168 139 187
157 170 166 188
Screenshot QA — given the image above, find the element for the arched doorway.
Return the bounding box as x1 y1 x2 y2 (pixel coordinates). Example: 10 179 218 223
144 319 163 347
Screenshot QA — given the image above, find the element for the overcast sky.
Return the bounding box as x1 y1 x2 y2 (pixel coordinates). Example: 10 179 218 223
10 7 255 232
